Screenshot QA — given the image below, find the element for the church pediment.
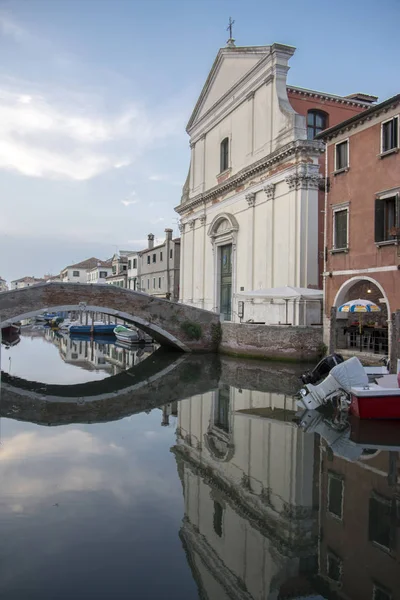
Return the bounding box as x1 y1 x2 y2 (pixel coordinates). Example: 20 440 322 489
187 46 271 132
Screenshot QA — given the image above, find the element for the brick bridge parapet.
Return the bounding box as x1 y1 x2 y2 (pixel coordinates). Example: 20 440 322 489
0 283 220 352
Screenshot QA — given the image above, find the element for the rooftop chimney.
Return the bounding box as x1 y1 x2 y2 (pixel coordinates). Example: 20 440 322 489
165 228 173 241
148 233 155 249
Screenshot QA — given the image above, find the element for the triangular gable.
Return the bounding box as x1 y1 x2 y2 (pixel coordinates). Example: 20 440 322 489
187 46 271 132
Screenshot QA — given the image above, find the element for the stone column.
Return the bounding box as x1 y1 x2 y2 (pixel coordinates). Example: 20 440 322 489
200 214 207 309
178 222 185 302
189 142 195 192
189 219 196 303
264 184 276 288
246 92 255 156
246 192 256 291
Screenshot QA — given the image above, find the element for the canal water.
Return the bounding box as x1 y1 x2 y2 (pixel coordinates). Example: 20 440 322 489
0 327 399 599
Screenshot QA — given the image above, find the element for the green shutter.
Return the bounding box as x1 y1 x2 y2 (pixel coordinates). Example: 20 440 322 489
375 199 385 242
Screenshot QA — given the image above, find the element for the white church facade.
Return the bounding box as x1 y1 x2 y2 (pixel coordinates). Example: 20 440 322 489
176 41 324 323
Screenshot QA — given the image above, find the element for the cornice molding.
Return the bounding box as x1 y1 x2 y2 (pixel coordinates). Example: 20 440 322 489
319 98 400 142
287 86 375 108
175 139 324 215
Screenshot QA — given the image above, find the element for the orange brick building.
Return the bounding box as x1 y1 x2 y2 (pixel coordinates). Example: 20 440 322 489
287 88 377 286
317 94 400 351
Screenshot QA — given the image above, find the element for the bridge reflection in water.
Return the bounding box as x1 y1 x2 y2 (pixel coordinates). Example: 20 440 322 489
1 345 399 600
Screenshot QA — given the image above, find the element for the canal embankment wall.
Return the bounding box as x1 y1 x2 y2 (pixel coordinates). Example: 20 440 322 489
220 323 323 362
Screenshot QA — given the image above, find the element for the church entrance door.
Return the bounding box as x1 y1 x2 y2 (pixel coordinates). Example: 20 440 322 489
219 244 232 321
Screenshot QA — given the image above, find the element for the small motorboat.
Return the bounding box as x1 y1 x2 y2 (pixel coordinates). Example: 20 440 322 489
297 355 400 420
114 325 140 344
69 322 116 335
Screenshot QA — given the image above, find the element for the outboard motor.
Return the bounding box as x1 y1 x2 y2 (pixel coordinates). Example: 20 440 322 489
297 356 368 411
301 353 344 385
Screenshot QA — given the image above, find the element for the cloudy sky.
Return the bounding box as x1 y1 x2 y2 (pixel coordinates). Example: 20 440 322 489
0 0 398 282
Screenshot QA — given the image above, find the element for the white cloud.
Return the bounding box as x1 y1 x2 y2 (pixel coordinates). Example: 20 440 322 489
0 85 183 181
121 200 138 207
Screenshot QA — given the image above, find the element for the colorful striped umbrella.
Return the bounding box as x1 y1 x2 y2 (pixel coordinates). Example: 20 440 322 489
338 298 381 313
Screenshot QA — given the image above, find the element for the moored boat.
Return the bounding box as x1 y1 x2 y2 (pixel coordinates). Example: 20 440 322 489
69 323 116 335
114 325 140 344
297 355 400 420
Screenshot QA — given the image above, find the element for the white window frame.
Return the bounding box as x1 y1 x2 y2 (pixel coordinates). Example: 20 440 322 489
334 138 349 172
380 114 399 155
332 203 349 251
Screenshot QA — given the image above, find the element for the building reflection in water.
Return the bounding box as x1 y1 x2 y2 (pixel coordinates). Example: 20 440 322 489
44 328 155 375
173 387 318 600
172 386 400 600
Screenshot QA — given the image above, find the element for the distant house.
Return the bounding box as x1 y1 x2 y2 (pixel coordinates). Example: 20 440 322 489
0 277 8 292
127 251 140 291
60 257 103 283
105 251 130 288
139 229 180 300
87 260 113 284
10 276 44 290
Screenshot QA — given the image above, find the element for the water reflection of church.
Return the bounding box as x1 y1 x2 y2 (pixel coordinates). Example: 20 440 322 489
173 388 318 599
172 386 400 600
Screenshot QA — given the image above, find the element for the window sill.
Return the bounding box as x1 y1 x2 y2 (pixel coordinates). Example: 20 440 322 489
216 168 232 183
375 240 398 247
333 167 349 176
379 147 399 159
331 247 349 254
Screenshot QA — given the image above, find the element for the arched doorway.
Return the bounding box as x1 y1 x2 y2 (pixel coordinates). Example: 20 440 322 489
208 213 239 321
333 277 390 355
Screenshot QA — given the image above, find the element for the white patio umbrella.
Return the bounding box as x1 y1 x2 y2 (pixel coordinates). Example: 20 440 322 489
338 298 381 313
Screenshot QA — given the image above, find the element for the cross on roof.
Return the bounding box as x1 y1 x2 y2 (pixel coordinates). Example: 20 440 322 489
226 16 235 40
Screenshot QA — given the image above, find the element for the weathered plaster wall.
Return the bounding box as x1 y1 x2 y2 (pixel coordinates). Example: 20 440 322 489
220 322 323 361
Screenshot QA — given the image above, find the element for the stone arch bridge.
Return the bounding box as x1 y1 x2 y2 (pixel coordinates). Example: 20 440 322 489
0 283 220 352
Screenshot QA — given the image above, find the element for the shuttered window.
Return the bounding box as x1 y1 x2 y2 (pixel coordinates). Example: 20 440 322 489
382 116 399 153
333 209 348 249
375 195 399 242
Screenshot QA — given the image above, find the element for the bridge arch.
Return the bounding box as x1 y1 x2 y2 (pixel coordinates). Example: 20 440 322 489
0 283 220 352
